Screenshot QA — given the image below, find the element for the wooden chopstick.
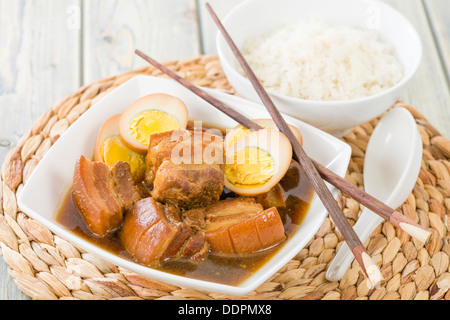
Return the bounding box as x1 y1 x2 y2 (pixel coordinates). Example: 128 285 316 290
136 45 431 288
135 48 430 246
203 3 383 287
206 3 431 243
137 47 388 285
311 160 431 244
203 3 431 247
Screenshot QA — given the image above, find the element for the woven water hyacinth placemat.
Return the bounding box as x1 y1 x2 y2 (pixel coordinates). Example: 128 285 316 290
1 55 450 300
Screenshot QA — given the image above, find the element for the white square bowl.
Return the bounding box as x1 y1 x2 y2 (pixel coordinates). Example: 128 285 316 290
18 75 351 296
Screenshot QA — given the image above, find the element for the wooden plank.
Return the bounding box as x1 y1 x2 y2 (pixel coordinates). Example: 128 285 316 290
382 0 450 137
0 0 82 300
0 0 447 301
198 0 450 137
424 0 450 84
82 0 201 84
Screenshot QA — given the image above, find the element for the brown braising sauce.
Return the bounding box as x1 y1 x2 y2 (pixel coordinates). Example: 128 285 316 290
56 123 315 286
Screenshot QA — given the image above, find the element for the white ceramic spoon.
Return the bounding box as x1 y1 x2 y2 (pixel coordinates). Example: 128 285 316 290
326 107 422 282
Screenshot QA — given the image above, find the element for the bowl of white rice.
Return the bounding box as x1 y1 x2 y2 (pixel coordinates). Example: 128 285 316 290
216 0 422 137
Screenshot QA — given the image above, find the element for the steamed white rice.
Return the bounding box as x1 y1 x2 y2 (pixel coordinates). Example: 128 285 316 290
241 20 404 101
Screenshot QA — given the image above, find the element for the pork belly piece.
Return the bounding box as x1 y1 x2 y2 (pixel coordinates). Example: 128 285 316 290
110 160 142 211
145 130 225 209
182 208 206 231
121 197 208 266
204 198 263 218
145 131 183 186
177 232 209 261
145 130 224 184
72 155 141 237
204 198 286 255
152 160 224 209
180 209 209 261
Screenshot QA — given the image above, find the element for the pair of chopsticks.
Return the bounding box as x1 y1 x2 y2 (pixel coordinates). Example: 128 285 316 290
135 3 431 287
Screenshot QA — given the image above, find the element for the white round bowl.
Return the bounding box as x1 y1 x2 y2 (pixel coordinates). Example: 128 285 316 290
216 0 422 137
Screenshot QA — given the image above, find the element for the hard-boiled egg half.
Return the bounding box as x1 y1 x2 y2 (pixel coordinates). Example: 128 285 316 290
94 114 146 182
224 128 292 196
119 93 189 154
225 119 303 149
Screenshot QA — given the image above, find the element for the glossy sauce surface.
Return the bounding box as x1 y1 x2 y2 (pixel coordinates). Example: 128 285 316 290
57 123 314 286
57 160 313 286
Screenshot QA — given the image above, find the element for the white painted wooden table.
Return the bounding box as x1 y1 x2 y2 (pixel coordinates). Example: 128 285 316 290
0 0 449 300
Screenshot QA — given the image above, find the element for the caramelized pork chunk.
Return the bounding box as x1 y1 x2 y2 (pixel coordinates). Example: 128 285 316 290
204 198 286 256
145 130 225 209
152 160 224 209
145 130 184 186
121 197 208 266
110 160 142 211
182 208 206 231
72 156 141 237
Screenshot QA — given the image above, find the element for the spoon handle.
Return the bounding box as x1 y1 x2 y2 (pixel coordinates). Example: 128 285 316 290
326 208 384 281
204 2 384 288
313 160 431 244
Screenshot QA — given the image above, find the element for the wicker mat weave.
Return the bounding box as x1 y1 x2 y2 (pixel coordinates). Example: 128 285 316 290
1 55 450 300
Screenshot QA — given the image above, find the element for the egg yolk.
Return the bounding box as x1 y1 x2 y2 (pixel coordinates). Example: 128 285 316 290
227 125 268 148
129 110 180 146
225 147 275 188
101 136 146 181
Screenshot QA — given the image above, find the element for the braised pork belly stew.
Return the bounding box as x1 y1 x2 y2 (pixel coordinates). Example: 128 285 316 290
57 93 314 286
